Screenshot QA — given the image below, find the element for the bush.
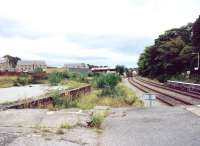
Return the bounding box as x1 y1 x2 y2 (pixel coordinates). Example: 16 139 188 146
49 91 63 107
88 111 108 128
31 72 48 83
14 74 32 86
93 73 121 89
48 72 65 86
49 90 77 108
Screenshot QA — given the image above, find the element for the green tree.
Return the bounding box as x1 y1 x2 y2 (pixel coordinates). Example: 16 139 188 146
3 55 21 68
115 65 125 75
192 15 200 52
138 23 194 82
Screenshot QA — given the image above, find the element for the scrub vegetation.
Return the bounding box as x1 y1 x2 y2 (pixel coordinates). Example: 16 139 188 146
49 73 143 110
88 111 109 128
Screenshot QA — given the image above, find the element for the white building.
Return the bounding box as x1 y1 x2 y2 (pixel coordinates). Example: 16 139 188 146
91 67 116 73
16 60 47 72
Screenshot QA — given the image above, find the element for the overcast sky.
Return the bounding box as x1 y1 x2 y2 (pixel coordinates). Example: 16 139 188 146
0 0 199 67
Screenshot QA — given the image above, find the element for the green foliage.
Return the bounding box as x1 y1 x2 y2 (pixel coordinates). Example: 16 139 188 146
14 74 32 86
60 122 74 129
49 91 63 107
192 15 200 52
138 23 195 82
88 111 108 128
49 90 78 108
33 67 43 73
93 73 121 89
115 65 125 75
48 72 66 86
3 55 21 68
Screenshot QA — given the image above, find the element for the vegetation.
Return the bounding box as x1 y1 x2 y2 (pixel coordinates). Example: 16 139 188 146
3 55 21 68
49 82 143 110
137 22 198 82
14 74 33 86
60 122 75 129
115 65 125 75
48 72 67 86
93 73 121 89
192 15 200 52
88 111 109 128
0 76 17 88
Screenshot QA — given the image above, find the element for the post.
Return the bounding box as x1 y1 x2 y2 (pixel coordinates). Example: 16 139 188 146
192 52 200 70
198 52 199 70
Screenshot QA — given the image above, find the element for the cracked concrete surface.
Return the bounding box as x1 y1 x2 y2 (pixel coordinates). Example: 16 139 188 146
0 108 99 146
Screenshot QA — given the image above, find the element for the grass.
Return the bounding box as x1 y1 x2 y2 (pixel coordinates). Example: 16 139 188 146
46 67 65 74
76 83 144 109
88 111 109 128
60 80 88 89
59 122 76 129
0 76 17 88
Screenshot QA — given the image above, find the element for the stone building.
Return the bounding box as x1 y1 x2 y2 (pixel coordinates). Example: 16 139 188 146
16 60 47 72
64 63 91 73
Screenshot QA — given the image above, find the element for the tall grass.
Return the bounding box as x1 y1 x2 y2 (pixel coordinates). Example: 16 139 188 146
0 76 17 88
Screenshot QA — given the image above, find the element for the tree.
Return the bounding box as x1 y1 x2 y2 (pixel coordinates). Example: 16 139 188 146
138 23 194 82
3 55 21 68
192 15 200 52
115 65 125 75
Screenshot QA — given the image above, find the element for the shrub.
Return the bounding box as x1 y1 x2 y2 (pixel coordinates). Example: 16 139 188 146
88 111 108 128
33 67 43 73
14 74 32 86
31 72 48 83
49 91 63 107
49 90 77 108
48 72 65 86
93 73 121 89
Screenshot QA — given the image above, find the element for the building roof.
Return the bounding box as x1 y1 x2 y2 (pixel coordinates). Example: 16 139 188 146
91 67 115 71
17 60 46 65
64 63 89 68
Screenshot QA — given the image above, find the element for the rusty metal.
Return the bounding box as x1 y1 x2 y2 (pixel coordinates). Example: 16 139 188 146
128 78 194 106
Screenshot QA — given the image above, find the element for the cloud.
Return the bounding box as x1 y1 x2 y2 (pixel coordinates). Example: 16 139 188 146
0 0 199 67
0 35 139 67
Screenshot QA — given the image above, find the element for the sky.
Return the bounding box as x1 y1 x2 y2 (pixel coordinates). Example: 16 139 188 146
0 0 200 67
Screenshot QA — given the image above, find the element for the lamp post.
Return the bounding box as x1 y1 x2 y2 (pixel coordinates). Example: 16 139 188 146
192 52 199 70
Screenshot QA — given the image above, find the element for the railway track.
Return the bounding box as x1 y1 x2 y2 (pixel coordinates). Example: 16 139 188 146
128 77 200 106
136 77 200 100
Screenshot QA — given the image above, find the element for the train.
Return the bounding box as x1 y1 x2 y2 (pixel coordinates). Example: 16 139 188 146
166 80 200 95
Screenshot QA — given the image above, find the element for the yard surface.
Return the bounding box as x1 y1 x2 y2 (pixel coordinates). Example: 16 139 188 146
0 106 200 146
99 106 200 146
